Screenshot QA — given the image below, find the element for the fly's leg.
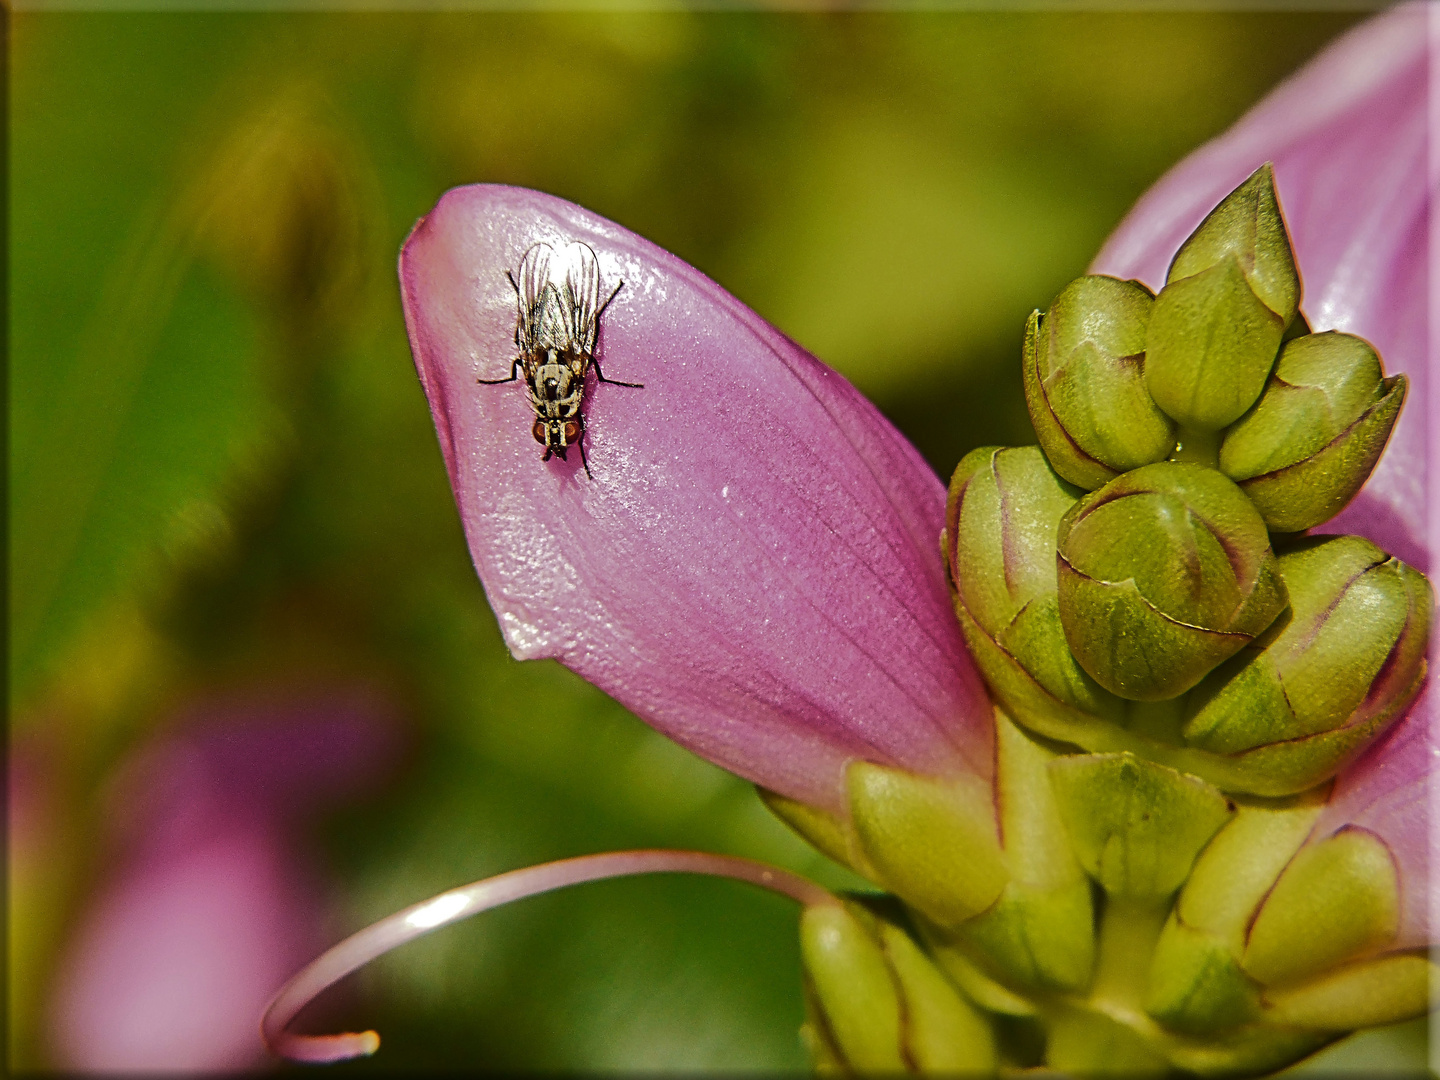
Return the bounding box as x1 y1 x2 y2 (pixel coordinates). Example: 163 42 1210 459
591 356 643 389
596 279 624 319
478 358 524 385
577 430 593 480
592 281 643 388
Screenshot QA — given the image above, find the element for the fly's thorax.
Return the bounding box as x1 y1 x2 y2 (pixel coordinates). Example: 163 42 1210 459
526 351 586 413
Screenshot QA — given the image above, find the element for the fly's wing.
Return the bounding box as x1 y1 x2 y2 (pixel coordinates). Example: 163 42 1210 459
556 241 602 354
514 243 555 354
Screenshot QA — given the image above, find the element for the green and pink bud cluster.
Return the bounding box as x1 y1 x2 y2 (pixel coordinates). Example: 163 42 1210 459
954 166 1427 799
905 163 1434 1073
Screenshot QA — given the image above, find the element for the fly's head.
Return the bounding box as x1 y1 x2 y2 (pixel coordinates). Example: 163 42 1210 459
533 415 582 460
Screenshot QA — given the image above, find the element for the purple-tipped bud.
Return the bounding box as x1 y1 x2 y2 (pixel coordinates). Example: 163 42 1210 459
1056 463 1288 701
1182 536 1430 793
1023 277 1175 489
1220 332 1406 533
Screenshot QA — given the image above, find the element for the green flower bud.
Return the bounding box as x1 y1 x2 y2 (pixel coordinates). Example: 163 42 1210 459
800 901 998 1075
1219 332 1407 532
1023 277 1175 489
946 446 1127 734
1145 165 1300 432
1182 536 1430 792
847 761 1007 928
1242 828 1399 987
800 904 906 1072
1145 791 1325 1034
1056 462 1288 701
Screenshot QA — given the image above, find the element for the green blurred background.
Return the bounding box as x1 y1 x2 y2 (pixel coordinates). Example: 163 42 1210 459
10 8 1427 1072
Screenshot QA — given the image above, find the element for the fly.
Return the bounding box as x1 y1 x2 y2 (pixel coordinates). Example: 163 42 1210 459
479 240 641 478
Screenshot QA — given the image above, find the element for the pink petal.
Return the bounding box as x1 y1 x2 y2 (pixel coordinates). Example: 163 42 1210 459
1091 2 1433 569
47 689 398 1070
400 186 992 814
49 825 321 1072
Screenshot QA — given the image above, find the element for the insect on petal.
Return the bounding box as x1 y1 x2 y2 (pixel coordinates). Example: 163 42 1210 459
400 186 993 814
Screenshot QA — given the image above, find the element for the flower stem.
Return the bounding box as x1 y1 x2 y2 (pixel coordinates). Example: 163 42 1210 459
260 849 838 1064
1089 896 1169 1015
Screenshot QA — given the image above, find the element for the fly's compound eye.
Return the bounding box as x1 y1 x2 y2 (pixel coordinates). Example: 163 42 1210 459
563 420 582 444
532 419 548 445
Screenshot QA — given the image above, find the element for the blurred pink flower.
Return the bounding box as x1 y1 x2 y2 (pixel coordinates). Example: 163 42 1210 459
1094 1 1434 953
47 688 396 1072
400 192 994 816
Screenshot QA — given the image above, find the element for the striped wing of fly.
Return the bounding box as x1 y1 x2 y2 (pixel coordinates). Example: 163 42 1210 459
514 241 602 357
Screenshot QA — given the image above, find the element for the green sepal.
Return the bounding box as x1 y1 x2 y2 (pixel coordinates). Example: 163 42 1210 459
1056 462 1287 700
1048 753 1234 901
1221 332 1407 531
1145 257 1283 432
1184 537 1431 773
1024 277 1174 489
1172 791 1326 939
1146 917 1262 1034
848 761 1008 927
917 923 1040 1017
961 881 1096 997
756 786 872 879
1261 952 1437 1030
957 711 1095 993
1147 794 1326 1036
873 912 999 1073
1046 1006 1169 1078
1243 827 1400 986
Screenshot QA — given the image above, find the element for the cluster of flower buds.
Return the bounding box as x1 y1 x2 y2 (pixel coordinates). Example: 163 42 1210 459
785 167 1434 1076
951 164 1427 799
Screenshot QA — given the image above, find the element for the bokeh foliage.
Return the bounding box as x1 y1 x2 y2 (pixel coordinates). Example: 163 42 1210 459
13 8 1423 1072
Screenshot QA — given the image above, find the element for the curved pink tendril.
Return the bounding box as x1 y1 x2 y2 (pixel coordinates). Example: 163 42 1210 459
260 849 839 1064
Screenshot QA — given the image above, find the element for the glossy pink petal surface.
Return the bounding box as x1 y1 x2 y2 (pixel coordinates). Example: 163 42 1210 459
1092 2 1433 570
400 186 992 814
